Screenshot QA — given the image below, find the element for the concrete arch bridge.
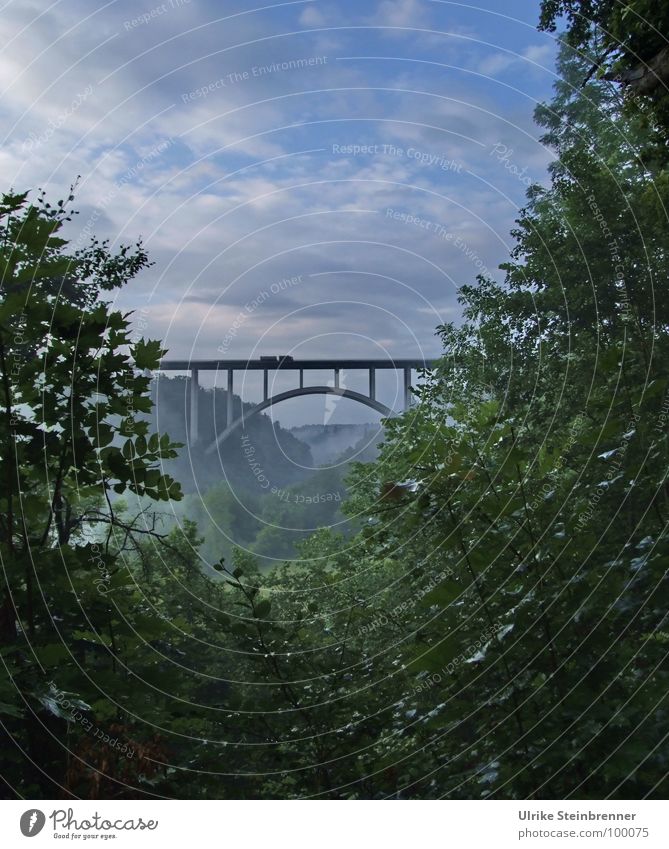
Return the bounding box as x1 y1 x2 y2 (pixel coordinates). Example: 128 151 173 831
156 357 436 452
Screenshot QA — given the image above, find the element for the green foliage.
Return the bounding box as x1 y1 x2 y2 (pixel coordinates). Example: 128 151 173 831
539 1 669 149
0 189 184 797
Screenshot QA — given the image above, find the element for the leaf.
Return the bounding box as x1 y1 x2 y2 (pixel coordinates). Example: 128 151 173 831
422 580 461 608
406 635 462 674
133 339 163 370
254 600 271 619
95 424 114 447
121 439 135 459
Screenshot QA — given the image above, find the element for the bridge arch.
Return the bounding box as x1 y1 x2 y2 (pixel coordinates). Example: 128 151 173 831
205 385 394 453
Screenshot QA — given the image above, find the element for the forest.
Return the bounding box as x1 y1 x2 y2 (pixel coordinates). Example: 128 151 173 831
1 0 668 800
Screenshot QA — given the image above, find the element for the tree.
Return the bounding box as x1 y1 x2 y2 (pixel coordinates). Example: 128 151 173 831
0 188 183 796
539 1 669 144
330 40 669 797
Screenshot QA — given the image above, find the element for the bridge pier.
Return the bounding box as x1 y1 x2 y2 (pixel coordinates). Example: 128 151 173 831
227 369 234 427
189 369 199 446
148 370 158 435
403 367 412 410
369 368 376 400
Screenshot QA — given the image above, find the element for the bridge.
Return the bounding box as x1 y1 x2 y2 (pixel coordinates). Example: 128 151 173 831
156 357 437 451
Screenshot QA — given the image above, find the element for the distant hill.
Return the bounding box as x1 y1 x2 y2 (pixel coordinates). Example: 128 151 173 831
288 423 384 465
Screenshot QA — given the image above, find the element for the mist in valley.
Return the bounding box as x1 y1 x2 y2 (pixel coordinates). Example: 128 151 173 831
149 376 384 568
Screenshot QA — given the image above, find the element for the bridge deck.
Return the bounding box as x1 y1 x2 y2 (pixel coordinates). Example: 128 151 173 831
159 358 438 370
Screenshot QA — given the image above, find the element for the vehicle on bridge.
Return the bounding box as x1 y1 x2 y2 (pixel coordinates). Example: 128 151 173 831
260 355 294 364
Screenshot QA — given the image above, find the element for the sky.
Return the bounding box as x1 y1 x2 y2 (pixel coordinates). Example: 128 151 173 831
2 0 560 425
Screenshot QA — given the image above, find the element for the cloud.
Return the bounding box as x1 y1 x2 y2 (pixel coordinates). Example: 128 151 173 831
478 42 556 78
369 0 431 30
298 5 331 27
523 43 556 65
0 0 559 395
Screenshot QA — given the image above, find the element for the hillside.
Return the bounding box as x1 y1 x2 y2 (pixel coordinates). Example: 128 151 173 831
151 375 314 494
